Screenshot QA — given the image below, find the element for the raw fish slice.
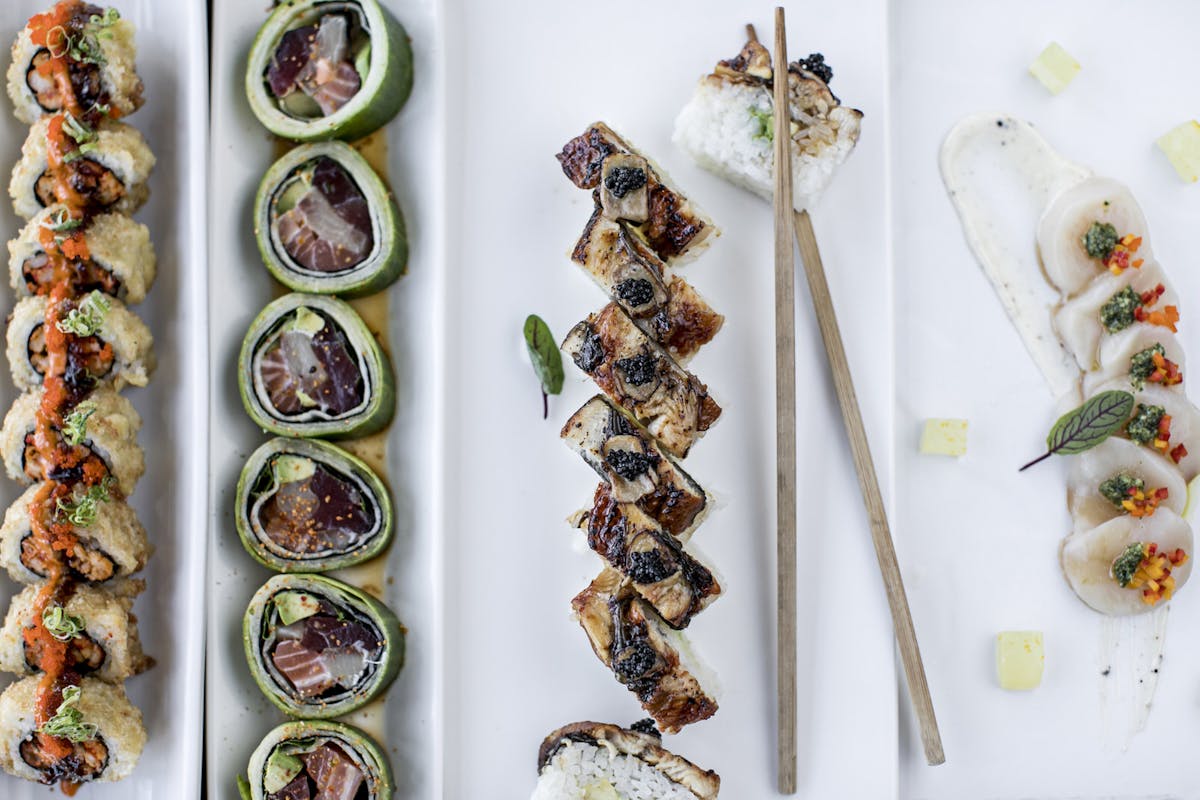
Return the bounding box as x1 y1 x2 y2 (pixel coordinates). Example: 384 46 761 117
1086 379 1200 480
1066 437 1186 531
1061 509 1192 616
1038 177 1152 297
1054 261 1177 371
1083 325 1186 395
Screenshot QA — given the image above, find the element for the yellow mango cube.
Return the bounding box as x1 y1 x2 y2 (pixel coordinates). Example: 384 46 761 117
996 630 1044 690
919 419 968 456
1029 42 1080 95
1157 121 1200 183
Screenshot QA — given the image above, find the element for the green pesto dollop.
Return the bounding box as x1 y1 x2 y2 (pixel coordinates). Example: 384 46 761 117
1111 541 1146 587
1100 472 1145 509
1100 286 1142 333
1083 221 1119 260
1129 343 1166 389
1126 403 1166 445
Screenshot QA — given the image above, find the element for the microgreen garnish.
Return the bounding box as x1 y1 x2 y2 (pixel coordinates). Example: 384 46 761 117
1019 390 1135 471
523 314 563 419
750 106 774 142
46 25 70 58
62 113 96 145
62 401 97 447
56 478 114 528
42 605 86 641
46 208 83 233
56 291 110 336
39 686 97 742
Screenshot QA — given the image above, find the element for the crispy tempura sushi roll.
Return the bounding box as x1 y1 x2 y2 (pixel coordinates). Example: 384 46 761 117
9 205 155 303
0 389 144 496
557 122 717 265
563 304 721 459
0 581 150 682
0 482 149 585
6 2 145 124
241 719 394 800
561 396 709 539
572 569 718 734
254 141 406 297
7 293 155 392
0 675 145 786
239 293 395 439
243 574 404 718
245 0 413 142
236 437 394 572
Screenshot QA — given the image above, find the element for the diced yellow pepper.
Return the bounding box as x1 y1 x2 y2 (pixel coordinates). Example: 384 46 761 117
919 419 968 457
1156 121 1200 183
996 630 1044 691
1029 42 1080 95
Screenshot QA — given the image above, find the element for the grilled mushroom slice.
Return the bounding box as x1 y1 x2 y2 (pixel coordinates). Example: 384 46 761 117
255 141 406 296
239 293 395 439
245 0 413 141
236 437 393 572
241 720 394 800
243 574 404 718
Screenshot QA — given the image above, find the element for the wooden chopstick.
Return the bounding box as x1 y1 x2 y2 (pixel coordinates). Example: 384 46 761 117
771 8 799 795
791 209 946 766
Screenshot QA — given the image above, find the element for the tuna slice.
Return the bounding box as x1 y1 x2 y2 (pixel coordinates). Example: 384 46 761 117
258 464 376 555
304 744 365 800
271 639 336 697
258 318 365 417
276 158 373 273
268 774 312 800
267 24 318 98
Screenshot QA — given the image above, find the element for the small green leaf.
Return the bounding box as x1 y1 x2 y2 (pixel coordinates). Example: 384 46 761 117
56 291 110 337
1020 390 1135 470
524 314 563 419
39 685 97 742
56 477 114 528
62 401 97 447
42 605 86 641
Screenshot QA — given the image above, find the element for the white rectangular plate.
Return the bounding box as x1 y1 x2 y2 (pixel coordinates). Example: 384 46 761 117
0 1 209 798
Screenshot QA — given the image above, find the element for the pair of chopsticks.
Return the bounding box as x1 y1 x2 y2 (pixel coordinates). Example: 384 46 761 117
769 8 945 793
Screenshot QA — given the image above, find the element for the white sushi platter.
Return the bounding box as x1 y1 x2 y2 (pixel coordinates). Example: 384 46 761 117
0 0 1198 798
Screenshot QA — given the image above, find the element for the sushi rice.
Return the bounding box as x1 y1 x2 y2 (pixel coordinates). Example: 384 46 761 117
532 740 703 800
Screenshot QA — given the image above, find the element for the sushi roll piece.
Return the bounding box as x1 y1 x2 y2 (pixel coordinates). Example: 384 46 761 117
6 292 156 392
673 36 862 213
0 675 145 787
1037 177 1152 298
239 293 395 439
557 122 718 265
9 114 154 219
572 568 718 734
0 389 144 496
6 1 144 124
572 205 724 362
1061 508 1192 615
0 482 149 585
236 437 394 572
243 573 404 718
561 395 709 539
254 141 407 296
9 205 156 303
533 720 721 800
1054 261 1178 372
563 304 722 459
1085 379 1200 479
245 0 413 142
1082 325 1184 395
582 483 721 630
241 719 393 800
0 580 150 682
1066 437 1187 532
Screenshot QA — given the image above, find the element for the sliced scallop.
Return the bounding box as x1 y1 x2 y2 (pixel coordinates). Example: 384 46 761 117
1083 325 1186 395
1085 379 1200 480
1066 436 1186 531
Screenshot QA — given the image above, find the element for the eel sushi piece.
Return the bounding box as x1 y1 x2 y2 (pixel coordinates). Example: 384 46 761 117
0 675 146 787
243 573 404 718
241 719 394 800
1061 508 1192 615
673 35 862 212
6 1 145 124
557 122 717 265
239 293 395 439
563 304 721 459
254 141 407 297
9 113 154 219
9 204 156 304
561 395 709 539
245 0 413 142
572 205 724 362
0 482 149 585
0 580 150 682
581 483 721 630
0 388 144 497
236 437 393 572
532 720 721 800
571 568 718 734
7 292 155 392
